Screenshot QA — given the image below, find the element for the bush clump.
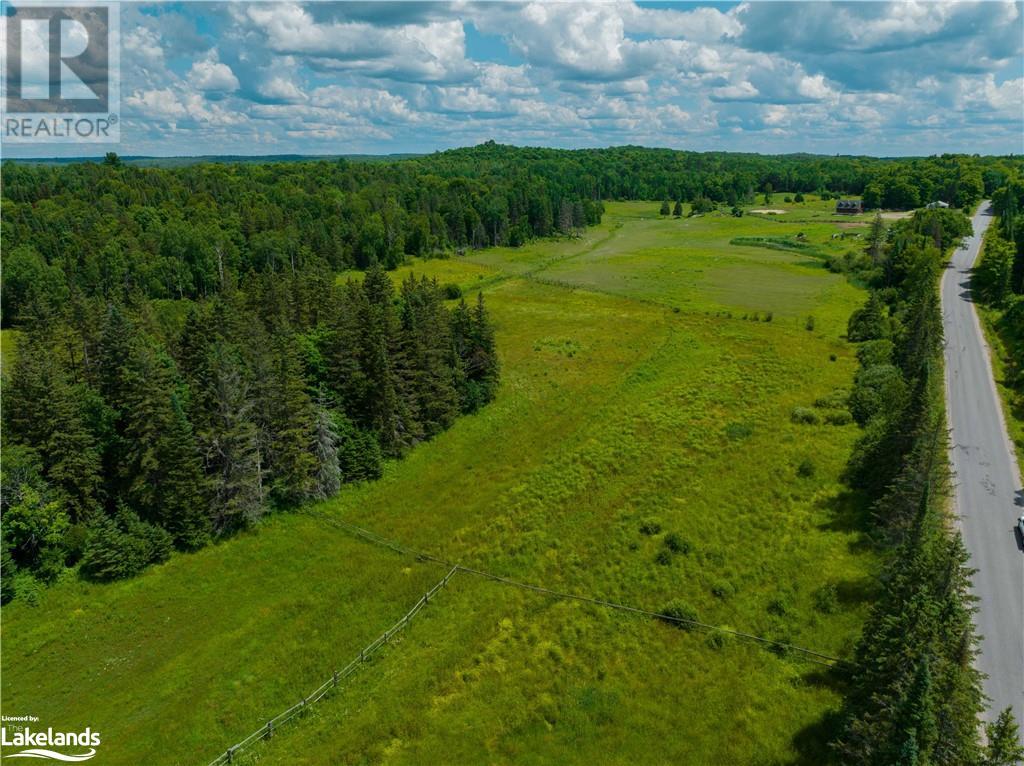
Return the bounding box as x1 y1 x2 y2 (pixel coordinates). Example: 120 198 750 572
663 532 691 555
797 458 816 478
639 519 662 536
813 388 849 410
791 407 820 425
442 282 463 300
825 410 853 426
813 583 839 614
658 600 699 630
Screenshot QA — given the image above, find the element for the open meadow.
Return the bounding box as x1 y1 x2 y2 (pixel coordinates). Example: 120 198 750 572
2 199 880 765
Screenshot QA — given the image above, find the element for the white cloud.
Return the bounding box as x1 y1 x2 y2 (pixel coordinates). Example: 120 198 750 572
188 53 240 93
258 76 306 103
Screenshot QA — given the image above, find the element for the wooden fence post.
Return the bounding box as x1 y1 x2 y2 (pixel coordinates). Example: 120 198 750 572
266 720 273 739
333 670 339 687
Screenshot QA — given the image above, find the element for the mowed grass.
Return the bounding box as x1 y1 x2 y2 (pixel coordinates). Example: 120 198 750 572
2 202 876 765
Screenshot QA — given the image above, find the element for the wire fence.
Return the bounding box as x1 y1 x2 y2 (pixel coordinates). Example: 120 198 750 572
306 510 848 667
205 566 459 766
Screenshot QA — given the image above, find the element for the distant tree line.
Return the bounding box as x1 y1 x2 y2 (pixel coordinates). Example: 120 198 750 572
3 146 1021 326
1 267 498 600
831 208 1022 763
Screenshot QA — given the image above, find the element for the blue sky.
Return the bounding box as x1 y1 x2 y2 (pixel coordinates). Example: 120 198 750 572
9 1 1024 157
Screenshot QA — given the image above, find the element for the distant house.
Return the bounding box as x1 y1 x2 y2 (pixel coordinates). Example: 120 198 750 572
835 199 863 214
926 200 950 209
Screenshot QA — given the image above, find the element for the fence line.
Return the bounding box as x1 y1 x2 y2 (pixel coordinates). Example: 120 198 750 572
307 509 847 667
205 566 458 766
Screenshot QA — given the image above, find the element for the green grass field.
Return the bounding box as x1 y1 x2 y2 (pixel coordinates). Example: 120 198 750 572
1 200 878 765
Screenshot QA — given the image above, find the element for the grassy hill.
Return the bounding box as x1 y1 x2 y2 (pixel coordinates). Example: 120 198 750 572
1 199 879 765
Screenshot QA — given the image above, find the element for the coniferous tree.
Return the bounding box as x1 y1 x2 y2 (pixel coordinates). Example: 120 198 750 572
983 709 1024 766
312 395 341 500
266 341 318 504
121 343 209 546
203 343 265 532
400 275 460 438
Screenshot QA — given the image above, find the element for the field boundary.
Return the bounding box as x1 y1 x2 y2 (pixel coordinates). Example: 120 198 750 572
205 566 459 766
307 509 847 667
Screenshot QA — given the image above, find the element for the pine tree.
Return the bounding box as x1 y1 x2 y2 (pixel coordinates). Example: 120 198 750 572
660 200 671 216
400 275 459 438
358 264 420 455
203 343 265 532
5 331 103 521
312 395 341 499
267 340 318 504
159 395 211 548
983 709 1024 766
121 343 209 547
673 200 683 218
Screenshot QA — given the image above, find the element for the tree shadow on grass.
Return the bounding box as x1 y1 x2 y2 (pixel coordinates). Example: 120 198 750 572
816 489 875 554
775 667 850 766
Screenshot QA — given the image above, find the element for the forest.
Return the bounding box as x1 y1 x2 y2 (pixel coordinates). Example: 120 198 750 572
1 146 1018 324
1 268 499 596
1 145 1021 600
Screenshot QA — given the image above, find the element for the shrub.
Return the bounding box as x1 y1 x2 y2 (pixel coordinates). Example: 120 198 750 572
825 410 853 426
658 600 699 630
664 532 691 555
784 196 793 203
81 508 172 581
814 388 849 409
848 364 908 427
334 413 384 482
639 519 662 536
805 316 816 332
794 192 805 203
813 583 839 614
767 597 789 616
725 422 753 440
796 458 816 478
654 549 673 566
442 282 463 300
791 407 820 425
710 580 733 599
855 339 895 368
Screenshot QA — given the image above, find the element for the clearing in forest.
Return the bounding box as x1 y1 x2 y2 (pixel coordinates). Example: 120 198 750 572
2 199 878 765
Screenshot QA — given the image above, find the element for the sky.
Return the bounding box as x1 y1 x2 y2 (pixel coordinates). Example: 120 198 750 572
5 0 1024 158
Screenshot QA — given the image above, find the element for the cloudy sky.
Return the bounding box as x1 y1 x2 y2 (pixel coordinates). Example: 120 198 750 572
10 1 1024 157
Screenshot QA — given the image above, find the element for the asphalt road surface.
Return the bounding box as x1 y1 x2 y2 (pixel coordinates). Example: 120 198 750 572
941 202 1024 735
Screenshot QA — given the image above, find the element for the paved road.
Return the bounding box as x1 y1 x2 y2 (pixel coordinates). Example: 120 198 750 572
941 202 1024 735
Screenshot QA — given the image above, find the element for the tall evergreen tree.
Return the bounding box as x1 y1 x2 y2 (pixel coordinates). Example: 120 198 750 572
203 343 265 532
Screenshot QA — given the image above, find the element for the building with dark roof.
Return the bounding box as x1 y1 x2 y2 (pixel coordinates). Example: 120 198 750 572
835 199 863 214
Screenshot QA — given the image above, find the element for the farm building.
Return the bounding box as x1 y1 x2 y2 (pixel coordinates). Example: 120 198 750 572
835 199 864 214
926 200 950 209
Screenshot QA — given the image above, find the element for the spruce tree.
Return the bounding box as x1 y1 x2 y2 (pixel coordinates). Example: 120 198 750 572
267 340 318 504
983 709 1024 766
121 343 209 546
312 395 341 499
203 343 265 532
